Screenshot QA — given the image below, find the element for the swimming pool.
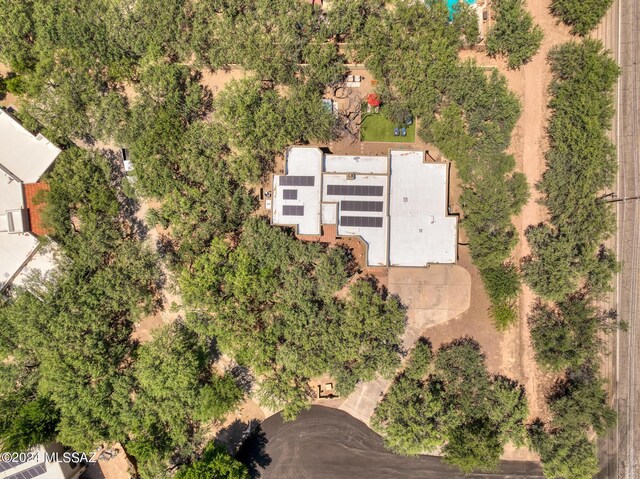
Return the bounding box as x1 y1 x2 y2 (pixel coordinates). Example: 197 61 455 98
447 0 477 17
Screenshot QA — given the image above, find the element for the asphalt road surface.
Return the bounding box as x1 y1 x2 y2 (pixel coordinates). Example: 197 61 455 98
238 406 543 479
597 0 640 476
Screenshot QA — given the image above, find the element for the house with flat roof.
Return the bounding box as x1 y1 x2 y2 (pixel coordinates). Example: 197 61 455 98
271 147 458 267
0 443 86 479
0 108 60 291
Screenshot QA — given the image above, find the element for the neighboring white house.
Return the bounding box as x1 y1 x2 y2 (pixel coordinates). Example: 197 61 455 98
0 443 86 479
0 108 61 291
272 147 458 267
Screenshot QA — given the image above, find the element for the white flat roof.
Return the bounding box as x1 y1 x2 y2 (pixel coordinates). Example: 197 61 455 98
324 155 388 174
271 148 457 267
12 241 59 290
321 202 337 225
388 151 457 265
0 169 25 212
272 147 323 235
0 108 61 291
0 109 61 183
0 232 39 291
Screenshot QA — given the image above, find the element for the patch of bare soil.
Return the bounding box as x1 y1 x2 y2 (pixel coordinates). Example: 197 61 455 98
0 63 18 108
199 68 250 97
0 91 18 109
82 444 133 479
205 398 267 453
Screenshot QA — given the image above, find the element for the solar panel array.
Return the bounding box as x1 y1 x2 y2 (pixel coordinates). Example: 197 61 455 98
282 189 298 200
340 216 383 228
279 176 315 186
326 185 383 197
283 205 304 216
5 464 46 479
341 200 384 212
0 460 26 473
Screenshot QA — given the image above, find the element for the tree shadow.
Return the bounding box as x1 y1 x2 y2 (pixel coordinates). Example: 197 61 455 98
79 463 106 479
156 234 178 262
215 419 253 452
235 424 272 479
229 364 255 395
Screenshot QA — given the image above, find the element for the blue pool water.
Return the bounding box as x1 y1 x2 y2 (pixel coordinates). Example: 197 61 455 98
447 0 477 16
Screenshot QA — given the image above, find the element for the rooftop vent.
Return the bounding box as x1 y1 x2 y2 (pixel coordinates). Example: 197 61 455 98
346 172 356 180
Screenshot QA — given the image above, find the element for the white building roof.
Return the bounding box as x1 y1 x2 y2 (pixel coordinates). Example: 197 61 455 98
324 154 388 174
0 443 85 479
388 151 457 265
12 242 60 290
0 168 24 212
322 172 389 266
0 231 40 290
272 147 323 235
0 109 61 184
0 108 61 291
271 147 457 267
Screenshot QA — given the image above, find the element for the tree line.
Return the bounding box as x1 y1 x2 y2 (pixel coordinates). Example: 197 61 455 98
523 39 620 302
522 39 620 479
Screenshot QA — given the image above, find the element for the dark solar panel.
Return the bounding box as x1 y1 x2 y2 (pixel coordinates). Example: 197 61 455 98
283 205 304 216
282 189 298 200
279 176 315 186
341 200 384 212
326 185 383 196
340 216 383 228
0 460 25 473
5 463 46 479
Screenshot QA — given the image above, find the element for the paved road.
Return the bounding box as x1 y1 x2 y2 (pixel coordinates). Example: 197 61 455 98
597 0 640 476
238 406 543 479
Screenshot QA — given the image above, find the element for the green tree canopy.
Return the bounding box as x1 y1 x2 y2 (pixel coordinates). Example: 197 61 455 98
372 338 528 472
523 39 620 301
550 0 614 35
181 218 405 419
452 2 481 48
529 423 599 479
175 443 249 479
529 295 618 371
486 0 544 69
0 397 59 453
547 367 616 435
355 0 461 119
216 79 334 166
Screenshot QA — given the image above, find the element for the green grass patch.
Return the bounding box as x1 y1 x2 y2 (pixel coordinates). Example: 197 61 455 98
360 111 415 143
